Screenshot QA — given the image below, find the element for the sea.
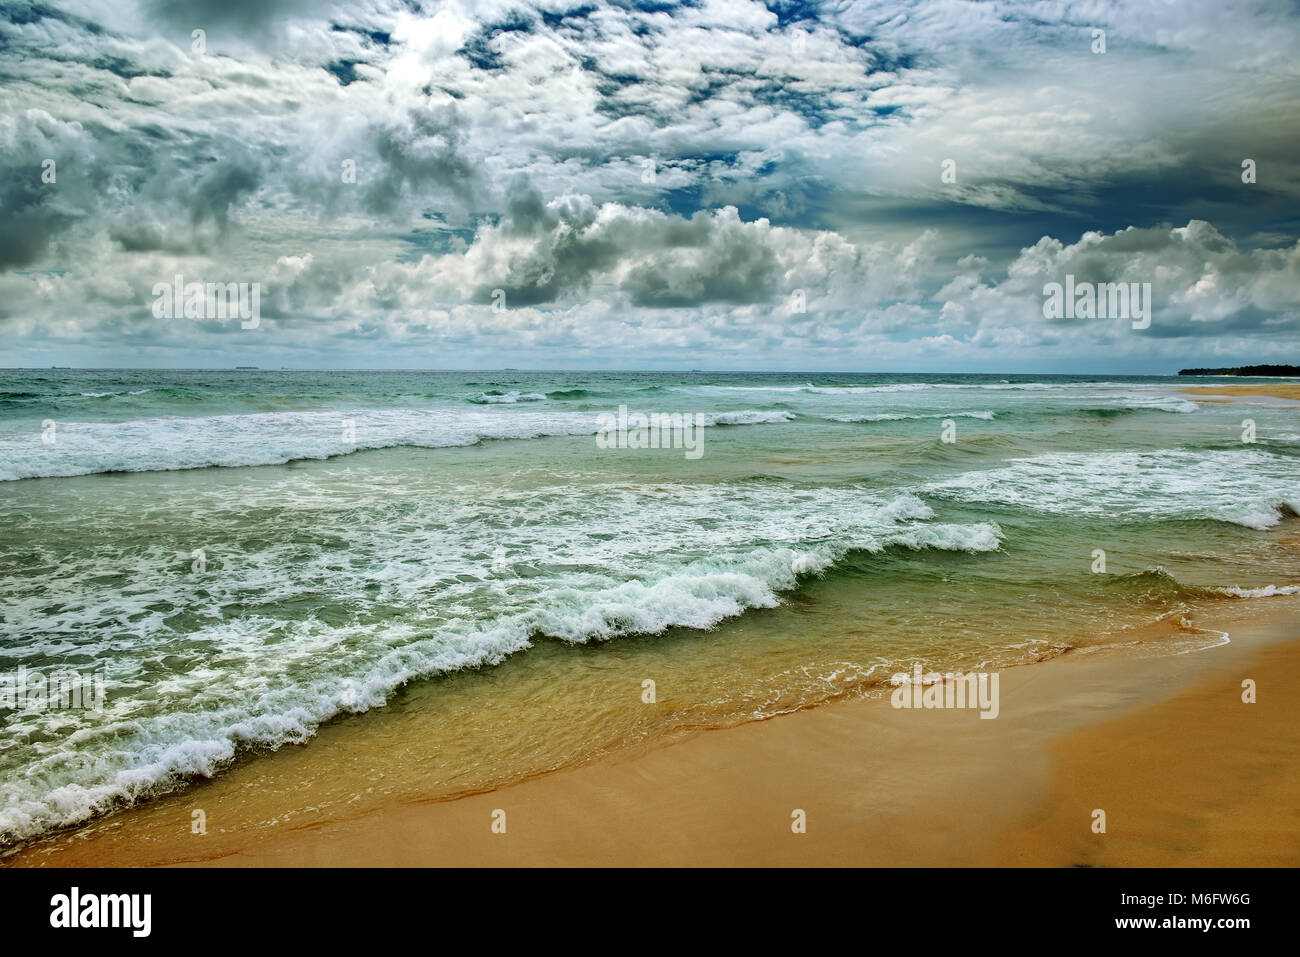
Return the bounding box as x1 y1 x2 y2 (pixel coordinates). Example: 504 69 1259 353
1 369 1298 847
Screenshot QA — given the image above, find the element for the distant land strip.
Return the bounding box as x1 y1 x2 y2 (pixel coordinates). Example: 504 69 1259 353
1178 365 1300 376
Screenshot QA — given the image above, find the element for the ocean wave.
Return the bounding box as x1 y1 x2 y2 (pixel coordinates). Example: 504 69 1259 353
806 383 931 394
1075 407 1142 418
1 388 157 405
692 382 936 395
77 389 153 398
0 484 1001 843
823 410 995 422
466 390 547 404
1103 567 1300 602
1109 395 1199 414
692 381 1140 396
924 449 1300 530
0 407 793 481
693 383 815 393
1209 583 1300 598
703 409 796 426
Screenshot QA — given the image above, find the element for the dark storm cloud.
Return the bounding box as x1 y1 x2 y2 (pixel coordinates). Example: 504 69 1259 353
0 177 73 269
465 183 800 308
0 110 106 269
470 178 620 305
0 1 102 35
190 158 262 230
145 0 339 31
363 104 480 215
617 211 781 307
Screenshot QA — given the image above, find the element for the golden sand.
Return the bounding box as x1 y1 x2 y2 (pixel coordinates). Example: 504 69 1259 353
1178 383 1300 402
995 635 1300 866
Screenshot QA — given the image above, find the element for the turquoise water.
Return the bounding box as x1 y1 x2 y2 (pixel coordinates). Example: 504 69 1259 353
1 369 1298 844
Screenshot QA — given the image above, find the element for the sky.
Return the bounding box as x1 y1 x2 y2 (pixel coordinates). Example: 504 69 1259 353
1 0 1298 372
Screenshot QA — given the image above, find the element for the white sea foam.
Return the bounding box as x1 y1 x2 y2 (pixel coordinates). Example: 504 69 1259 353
692 383 815 393
824 410 995 422
1109 394 1200 414
695 382 1024 395
467 391 547 404
805 383 932 394
693 380 1138 396
924 449 1300 529
0 407 793 481
1211 583 1300 598
0 480 1000 843
702 409 796 425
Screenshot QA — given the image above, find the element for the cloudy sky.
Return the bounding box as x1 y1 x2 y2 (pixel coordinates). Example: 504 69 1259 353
2 0 1298 371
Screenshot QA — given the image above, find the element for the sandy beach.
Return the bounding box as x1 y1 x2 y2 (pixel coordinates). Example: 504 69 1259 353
995 624 1300 867
1177 383 1300 402
8 595 1297 868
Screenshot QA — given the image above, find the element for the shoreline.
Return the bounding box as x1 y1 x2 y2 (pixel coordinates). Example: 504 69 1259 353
8 595 1298 867
1176 383 1300 402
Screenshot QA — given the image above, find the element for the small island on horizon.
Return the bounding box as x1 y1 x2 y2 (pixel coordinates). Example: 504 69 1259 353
1178 364 1300 376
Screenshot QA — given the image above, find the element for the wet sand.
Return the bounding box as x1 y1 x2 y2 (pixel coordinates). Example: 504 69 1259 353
995 626 1300 866
8 596 1298 867
1177 383 1300 402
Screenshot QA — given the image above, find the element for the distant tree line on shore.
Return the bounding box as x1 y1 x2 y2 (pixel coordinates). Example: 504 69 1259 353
1178 364 1300 376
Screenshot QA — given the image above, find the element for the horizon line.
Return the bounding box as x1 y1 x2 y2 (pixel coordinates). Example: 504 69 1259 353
1 367 1267 377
